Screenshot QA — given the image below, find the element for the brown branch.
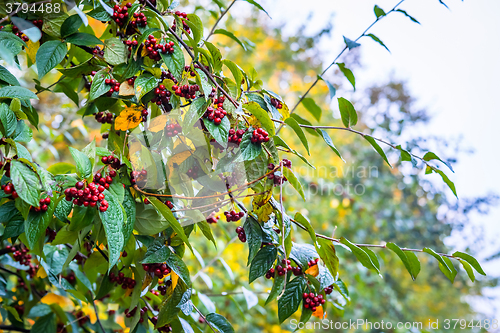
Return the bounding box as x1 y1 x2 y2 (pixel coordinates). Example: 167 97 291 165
192 304 217 333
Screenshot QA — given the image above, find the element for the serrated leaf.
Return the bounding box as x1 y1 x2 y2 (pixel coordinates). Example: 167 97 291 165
60 15 83 38
337 63 355 90
89 69 112 101
423 152 454 172
205 41 222 73
65 33 104 46
0 86 38 101
423 247 454 281
374 5 386 18
284 117 309 155
294 213 316 245
104 37 127 66
249 246 277 283
237 129 262 162
186 14 203 44
99 189 125 271
0 103 17 137
11 160 40 207
0 65 20 86
316 238 339 279
278 277 307 323
161 38 184 81
301 98 321 121
458 259 475 282
364 136 391 167
69 147 92 179
134 73 157 101
244 216 263 265
36 40 67 79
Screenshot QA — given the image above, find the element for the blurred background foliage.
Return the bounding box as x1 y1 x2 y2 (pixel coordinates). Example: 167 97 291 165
15 0 497 331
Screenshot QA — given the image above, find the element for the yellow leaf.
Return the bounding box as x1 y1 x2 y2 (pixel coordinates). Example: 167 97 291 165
119 81 135 96
41 293 73 309
167 150 192 178
26 40 39 64
253 201 273 222
305 264 319 277
142 274 153 291
169 272 179 292
115 106 143 131
149 114 168 132
81 303 97 323
280 101 290 120
36 265 47 278
312 305 326 319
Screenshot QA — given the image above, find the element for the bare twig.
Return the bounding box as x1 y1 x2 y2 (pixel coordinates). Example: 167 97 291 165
206 0 237 41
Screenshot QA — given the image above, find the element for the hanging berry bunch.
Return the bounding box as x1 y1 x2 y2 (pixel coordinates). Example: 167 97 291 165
224 210 245 222
11 25 28 42
92 46 104 57
130 11 147 28
30 197 51 212
164 122 182 137
63 177 110 212
172 11 190 34
228 128 246 146
172 83 199 99
1 182 18 198
95 112 114 124
151 84 172 106
112 3 132 27
105 78 120 96
109 272 137 290
251 128 270 144
270 97 283 109
142 263 172 278
302 292 325 311
236 226 247 242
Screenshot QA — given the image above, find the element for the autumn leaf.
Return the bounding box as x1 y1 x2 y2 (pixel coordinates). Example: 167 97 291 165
167 150 192 178
312 305 326 319
149 114 168 132
26 40 40 64
305 264 319 277
119 81 135 96
115 106 143 131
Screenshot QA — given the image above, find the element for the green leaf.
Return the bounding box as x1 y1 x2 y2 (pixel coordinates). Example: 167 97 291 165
284 117 309 155
0 86 38 101
337 63 355 90
294 212 316 245
0 103 17 137
241 0 270 17
386 242 420 280
432 168 457 197
423 247 454 281
89 69 112 101
317 75 336 100
13 120 33 143
265 273 285 305
161 38 185 81
11 160 40 207
458 259 475 282
31 313 56 333
366 33 390 52
197 220 216 247
214 29 247 50
249 245 277 283
364 136 392 167
452 251 486 275
243 216 263 265
65 33 104 46
343 36 360 50
25 200 55 249
134 72 157 101
183 97 206 131
237 129 262 162
205 313 235 333
243 101 275 136
278 277 307 323
395 9 420 24
104 37 127 66
88 5 112 21
440 256 458 283
300 98 321 121
337 97 357 128
316 238 339 279
423 152 454 172
282 167 305 201
0 65 20 86
122 188 136 246
204 116 230 148
222 59 243 95
149 197 193 253
205 41 222 73
316 129 344 162
186 14 203 44
165 251 191 287
195 68 213 100
69 147 92 179
99 189 125 271
339 237 380 273
374 5 386 18
36 40 67 79
157 282 185 327
61 15 83 38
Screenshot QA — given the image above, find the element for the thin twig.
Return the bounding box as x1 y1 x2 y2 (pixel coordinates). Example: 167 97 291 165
206 0 237 41
277 162 287 300
92 299 106 333
192 304 217 333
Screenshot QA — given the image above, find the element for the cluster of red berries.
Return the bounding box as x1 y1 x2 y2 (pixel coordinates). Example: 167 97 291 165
124 39 139 51
291 266 303 276
236 226 247 242
64 179 109 212
308 258 320 267
172 11 190 34
9 245 32 266
112 3 132 26
266 162 288 186
105 78 120 96
125 306 148 323
251 128 270 145
11 25 29 42
17 277 28 291
1 183 18 199
46 228 57 242
126 76 136 86
203 106 227 125
172 83 199 99
130 11 147 28
109 272 137 290
142 263 171 278
101 155 123 169
140 108 148 122
13 304 24 316
144 35 174 61
151 317 173 332
302 292 325 311
270 97 283 109
92 46 104 57
95 111 114 124
161 70 178 84
186 164 201 179
32 19 43 29
324 285 334 295
152 83 172 106
224 210 245 222
228 128 246 146
157 280 172 295
265 259 292 279
206 211 220 224
130 169 147 186
164 123 182 137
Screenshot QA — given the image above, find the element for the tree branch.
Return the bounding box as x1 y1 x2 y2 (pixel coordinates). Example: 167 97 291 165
206 0 237 41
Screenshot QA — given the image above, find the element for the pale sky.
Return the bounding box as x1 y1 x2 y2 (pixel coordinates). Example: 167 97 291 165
256 0 500 318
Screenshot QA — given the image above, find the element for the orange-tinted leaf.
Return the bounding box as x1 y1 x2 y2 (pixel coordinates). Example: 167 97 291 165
115 106 143 131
